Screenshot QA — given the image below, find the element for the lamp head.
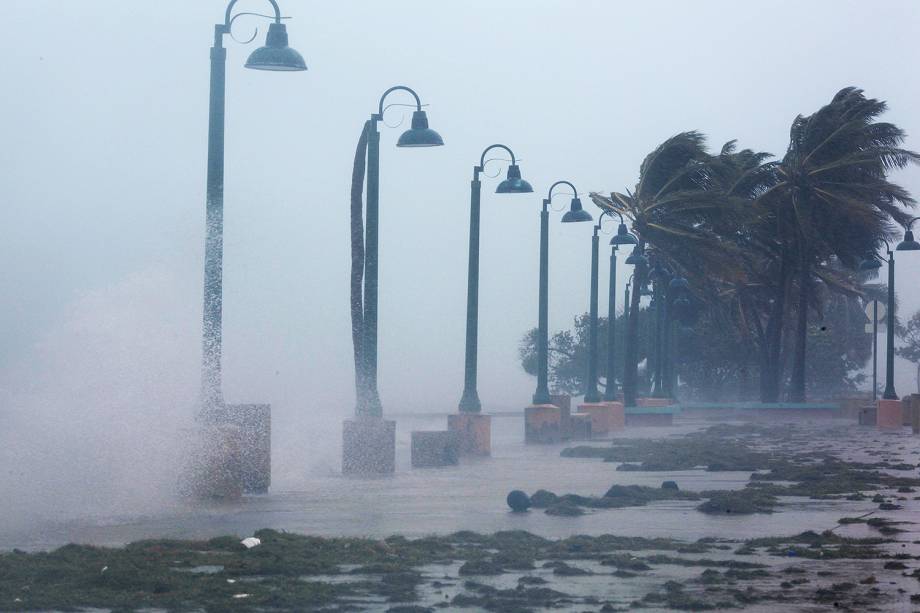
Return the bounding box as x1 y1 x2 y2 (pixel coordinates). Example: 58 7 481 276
625 251 648 268
496 164 534 194
896 229 920 251
669 276 689 291
610 222 638 245
396 110 444 147
561 197 593 223
245 23 308 71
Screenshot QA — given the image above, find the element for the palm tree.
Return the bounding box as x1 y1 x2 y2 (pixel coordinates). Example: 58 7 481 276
758 87 919 401
591 131 753 405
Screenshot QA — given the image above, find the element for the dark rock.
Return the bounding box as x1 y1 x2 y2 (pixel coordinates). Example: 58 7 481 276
458 559 504 576
545 502 584 516
661 480 680 491
529 489 559 508
506 490 531 512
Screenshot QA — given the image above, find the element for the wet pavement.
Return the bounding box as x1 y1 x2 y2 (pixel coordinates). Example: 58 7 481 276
4 414 917 553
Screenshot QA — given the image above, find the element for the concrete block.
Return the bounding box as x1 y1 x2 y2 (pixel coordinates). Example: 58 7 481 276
578 402 613 436
224 404 271 494
836 397 866 420
525 404 562 444
877 399 903 430
858 405 877 426
411 431 459 468
604 401 625 430
902 397 913 426
448 413 491 456
343 417 396 475
569 413 592 440
549 396 572 440
179 425 243 501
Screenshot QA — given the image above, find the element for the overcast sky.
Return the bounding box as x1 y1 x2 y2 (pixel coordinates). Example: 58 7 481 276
3 0 920 423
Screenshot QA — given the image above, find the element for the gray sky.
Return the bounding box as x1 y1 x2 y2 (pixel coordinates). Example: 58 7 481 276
3 0 920 420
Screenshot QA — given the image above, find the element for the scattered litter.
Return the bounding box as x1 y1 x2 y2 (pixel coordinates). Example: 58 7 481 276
101 566 108 574
227 578 237 584
241 537 261 549
233 593 250 599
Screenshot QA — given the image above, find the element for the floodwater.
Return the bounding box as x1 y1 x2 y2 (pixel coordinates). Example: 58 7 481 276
1 414 905 553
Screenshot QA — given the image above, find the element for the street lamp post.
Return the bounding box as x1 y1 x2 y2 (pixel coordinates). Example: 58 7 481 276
453 145 532 455
859 223 919 429
201 0 307 419
583 211 639 404
344 86 443 474
574 211 638 435
889 219 920 399
622 244 649 406
459 145 533 413
532 181 592 406
360 86 444 417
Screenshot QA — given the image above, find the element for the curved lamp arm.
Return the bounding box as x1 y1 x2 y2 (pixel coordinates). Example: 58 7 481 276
478 144 517 171
546 180 578 202
906 216 920 230
224 0 282 26
374 85 423 120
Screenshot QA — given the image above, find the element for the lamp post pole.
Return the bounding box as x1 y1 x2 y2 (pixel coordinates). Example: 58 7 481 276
603 244 619 401
872 299 878 401
200 0 305 420
359 86 443 417
882 246 897 400
533 181 592 405
585 225 602 403
460 145 533 412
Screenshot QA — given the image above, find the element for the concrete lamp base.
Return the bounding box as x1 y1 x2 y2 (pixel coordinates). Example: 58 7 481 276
224 404 271 494
525 404 562 444
603 401 626 430
877 399 903 430
569 413 592 440
343 417 396 475
179 425 243 501
578 402 613 437
411 431 459 468
550 394 573 439
448 413 491 456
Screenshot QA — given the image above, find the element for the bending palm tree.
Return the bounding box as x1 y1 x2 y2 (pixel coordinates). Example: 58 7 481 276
759 87 919 401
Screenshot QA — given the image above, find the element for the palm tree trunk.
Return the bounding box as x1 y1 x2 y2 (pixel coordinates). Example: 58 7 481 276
789 246 809 402
760 254 788 402
350 122 370 410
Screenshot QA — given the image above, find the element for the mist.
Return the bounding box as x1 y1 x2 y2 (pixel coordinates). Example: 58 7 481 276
3 0 920 529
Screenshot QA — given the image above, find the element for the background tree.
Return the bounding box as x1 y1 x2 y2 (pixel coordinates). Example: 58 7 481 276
520 311 650 397
521 296 872 401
